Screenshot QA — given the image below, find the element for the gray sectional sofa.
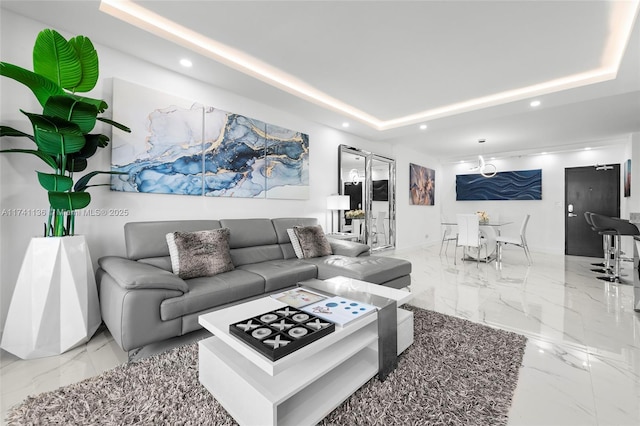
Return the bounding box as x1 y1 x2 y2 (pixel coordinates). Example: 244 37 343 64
96 217 412 352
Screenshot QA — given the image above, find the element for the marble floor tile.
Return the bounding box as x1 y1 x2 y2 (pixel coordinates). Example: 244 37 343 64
389 244 640 426
588 352 640 425
508 338 598 426
1 244 639 425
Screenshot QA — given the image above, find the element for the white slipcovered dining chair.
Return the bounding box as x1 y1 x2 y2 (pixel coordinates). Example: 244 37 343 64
496 214 532 266
454 213 488 266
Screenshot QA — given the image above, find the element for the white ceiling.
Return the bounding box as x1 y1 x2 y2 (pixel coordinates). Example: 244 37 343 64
2 1 640 161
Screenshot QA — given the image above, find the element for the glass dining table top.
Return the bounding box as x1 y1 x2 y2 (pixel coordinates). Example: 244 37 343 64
441 221 513 227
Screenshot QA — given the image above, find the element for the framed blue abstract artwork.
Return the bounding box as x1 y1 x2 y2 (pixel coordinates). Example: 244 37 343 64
110 79 309 199
456 169 542 200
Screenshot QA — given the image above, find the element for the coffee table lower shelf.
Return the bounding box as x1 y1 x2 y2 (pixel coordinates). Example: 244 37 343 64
199 321 378 426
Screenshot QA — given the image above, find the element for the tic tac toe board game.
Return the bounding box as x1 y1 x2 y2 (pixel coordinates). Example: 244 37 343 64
229 306 335 361
301 296 377 327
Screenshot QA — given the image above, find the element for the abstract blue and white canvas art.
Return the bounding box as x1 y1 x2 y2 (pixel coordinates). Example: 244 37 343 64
110 79 309 199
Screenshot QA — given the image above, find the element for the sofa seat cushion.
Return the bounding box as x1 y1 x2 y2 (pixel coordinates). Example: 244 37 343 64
237 260 318 292
303 255 412 285
160 270 264 321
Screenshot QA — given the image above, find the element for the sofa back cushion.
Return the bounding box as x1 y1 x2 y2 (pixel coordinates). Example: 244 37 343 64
138 256 173 271
271 217 318 259
219 218 282 266
124 218 321 267
125 220 221 260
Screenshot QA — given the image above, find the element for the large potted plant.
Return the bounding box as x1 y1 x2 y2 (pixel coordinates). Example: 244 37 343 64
0 28 130 358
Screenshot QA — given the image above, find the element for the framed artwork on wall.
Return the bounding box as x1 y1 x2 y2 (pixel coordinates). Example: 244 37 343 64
456 169 542 201
409 163 435 205
625 159 631 197
110 79 309 199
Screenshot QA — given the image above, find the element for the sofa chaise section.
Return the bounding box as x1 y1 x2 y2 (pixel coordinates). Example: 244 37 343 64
303 255 412 289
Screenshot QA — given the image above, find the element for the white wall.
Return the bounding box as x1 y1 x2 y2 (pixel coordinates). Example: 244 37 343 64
392 146 442 251
622 133 640 257
439 141 629 254
0 11 390 328
2 10 637 331
390 138 631 253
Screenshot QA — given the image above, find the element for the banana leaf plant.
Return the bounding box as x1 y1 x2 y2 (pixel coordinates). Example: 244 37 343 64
0 29 130 237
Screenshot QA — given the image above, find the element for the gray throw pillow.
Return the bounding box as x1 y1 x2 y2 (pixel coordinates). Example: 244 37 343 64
293 225 333 259
166 228 234 279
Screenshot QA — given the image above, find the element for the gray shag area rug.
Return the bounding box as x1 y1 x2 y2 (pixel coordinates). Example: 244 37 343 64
6 306 527 425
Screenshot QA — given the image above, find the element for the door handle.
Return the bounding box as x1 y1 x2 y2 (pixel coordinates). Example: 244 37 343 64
568 213 577 217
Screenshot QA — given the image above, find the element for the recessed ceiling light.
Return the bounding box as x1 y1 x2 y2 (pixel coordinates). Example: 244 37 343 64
179 58 192 68
342 122 350 128
419 124 428 130
541 152 548 155
585 147 592 150
100 0 639 132
530 100 541 107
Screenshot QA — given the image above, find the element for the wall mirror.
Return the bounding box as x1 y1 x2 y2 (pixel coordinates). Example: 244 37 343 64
338 144 396 251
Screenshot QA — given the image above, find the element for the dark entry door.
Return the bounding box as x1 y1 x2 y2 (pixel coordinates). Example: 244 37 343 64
565 164 620 257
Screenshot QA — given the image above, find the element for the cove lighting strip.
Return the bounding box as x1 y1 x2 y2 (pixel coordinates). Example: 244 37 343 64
100 0 640 131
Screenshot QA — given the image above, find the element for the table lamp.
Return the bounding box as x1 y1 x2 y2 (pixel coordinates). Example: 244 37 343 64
326 195 350 233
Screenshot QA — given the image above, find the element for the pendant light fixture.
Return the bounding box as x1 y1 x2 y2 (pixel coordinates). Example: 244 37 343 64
469 139 497 178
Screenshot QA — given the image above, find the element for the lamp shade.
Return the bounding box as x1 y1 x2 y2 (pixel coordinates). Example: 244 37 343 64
327 195 350 210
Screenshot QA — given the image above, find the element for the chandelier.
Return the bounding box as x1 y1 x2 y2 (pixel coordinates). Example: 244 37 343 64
469 139 497 178
349 168 363 184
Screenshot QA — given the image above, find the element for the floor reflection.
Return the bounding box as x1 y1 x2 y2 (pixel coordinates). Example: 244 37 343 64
386 244 640 426
2 244 639 425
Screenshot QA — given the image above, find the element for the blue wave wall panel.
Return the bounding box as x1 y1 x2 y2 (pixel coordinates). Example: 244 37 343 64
456 169 542 201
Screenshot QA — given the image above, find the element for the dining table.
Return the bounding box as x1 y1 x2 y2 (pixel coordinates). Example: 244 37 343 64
441 220 513 261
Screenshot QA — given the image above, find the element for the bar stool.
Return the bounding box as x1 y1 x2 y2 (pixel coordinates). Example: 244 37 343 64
584 212 614 273
590 214 640 283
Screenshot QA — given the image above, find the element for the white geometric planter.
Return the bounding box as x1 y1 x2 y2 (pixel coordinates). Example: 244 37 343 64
1 235 101 359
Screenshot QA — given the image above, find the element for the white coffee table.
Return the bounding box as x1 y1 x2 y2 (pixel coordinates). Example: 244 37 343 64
198 276 413 426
